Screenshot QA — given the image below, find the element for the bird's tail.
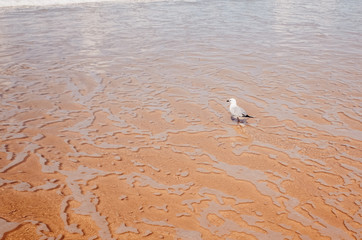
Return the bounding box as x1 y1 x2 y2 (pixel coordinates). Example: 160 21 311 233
244 115 254 118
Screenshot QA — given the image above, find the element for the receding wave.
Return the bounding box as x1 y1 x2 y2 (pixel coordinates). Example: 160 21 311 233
0 0 169 8
0 0 361 239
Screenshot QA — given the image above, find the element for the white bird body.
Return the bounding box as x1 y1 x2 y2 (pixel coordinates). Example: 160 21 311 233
226 98 253 123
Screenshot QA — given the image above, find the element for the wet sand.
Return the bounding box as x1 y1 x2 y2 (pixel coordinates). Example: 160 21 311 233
0 1 361 239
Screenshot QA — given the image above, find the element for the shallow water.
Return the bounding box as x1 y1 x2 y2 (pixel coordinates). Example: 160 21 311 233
0 0 361 239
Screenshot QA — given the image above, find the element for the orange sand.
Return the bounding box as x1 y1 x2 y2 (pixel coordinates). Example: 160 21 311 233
0 1 361 239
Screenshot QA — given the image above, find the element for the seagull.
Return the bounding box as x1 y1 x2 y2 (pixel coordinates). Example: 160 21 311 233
226 98 253 123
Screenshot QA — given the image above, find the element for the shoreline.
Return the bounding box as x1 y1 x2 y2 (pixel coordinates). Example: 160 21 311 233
1 1 361 239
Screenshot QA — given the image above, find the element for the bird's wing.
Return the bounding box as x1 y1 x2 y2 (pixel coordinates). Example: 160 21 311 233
231 105 246 117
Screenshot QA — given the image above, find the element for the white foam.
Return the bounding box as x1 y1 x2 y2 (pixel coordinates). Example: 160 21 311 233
0 0 166 8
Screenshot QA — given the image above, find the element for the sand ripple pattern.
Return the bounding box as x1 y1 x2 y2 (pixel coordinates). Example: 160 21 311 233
0 1 361 239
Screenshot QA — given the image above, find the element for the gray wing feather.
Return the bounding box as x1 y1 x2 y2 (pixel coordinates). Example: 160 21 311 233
230 106 246 117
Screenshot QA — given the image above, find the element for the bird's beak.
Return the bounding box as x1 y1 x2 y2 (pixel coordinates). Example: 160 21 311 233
226 100 229 102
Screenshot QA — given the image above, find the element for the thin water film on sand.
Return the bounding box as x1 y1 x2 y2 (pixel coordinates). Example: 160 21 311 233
0 0 361 239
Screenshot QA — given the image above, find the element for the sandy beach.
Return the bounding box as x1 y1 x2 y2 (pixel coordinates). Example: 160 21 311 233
0 0 361 239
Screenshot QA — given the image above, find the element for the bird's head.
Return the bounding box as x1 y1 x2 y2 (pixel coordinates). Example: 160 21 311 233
226 98 236 104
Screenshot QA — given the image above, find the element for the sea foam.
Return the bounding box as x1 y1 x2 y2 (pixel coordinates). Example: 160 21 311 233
0 0 166 8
